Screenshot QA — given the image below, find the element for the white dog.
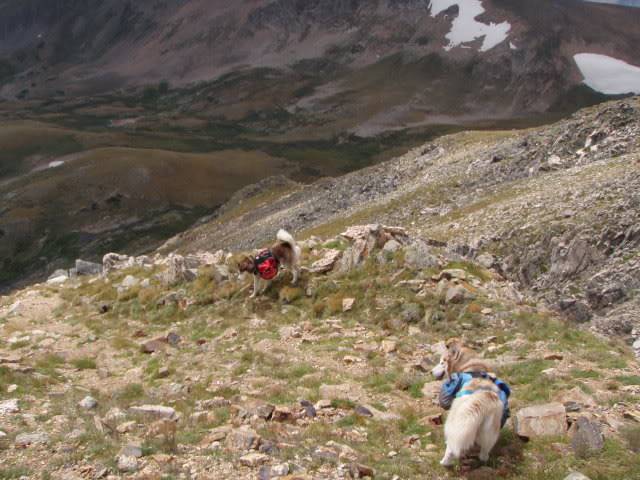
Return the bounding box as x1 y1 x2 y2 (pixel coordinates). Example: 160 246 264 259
432 339 510 467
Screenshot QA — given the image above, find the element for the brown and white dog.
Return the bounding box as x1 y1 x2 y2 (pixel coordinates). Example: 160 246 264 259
432 339 505 467
238 229 301 298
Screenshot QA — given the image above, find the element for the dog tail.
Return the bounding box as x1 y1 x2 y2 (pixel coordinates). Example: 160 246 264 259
444 393 502 459
277 229 301 260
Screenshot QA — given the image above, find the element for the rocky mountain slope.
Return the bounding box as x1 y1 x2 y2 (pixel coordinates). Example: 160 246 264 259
1 97 640 479
169 96 640 348
2 0 640 129
1 224 639 479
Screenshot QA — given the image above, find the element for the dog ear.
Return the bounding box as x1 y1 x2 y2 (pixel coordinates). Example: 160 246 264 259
237 256 252 272
446 338 463 356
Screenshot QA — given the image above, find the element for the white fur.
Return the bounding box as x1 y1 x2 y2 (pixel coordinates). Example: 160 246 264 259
440 392 503 467
276 229 301 284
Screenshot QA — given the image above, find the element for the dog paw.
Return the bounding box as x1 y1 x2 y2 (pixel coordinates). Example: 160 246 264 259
440 458 454 468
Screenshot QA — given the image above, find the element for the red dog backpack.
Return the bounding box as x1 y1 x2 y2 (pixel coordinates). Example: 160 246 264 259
255 250 279 280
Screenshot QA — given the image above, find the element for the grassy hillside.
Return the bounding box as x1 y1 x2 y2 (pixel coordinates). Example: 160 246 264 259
0 228 638 479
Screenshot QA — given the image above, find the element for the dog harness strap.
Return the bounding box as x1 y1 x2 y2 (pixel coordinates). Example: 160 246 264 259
451 371 511 428
456 385 496 398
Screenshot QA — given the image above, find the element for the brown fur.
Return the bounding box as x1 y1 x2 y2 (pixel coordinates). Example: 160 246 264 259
444 338 492 377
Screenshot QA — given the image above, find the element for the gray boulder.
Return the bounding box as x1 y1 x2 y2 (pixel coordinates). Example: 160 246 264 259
400 303 423 324
445 285 475 304
102 253 132 274
15 432 49 446
404 239 439 270
162 254 192 286
75 259 102 276
78 396 98 410
570 417 604 458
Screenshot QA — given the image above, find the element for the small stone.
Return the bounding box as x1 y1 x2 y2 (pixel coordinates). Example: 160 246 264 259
156 367 171 378
259 463 290 479
439 269 468 280
0 398 19 414
47 275 68 285
119 442 143 458
116 421 137 434
7 384 18 393
226 427 260 451
312 446 339 463
445 285 475 304
121 275 139 289
343 355 361 364
400 303 423 324
342 298 355 312
300 400 317 418
117 455 138 473
564 402 581 413
387 450 398 458
476 253 495 269
259 439 279 455
316 399 333 409
105 407 127 423
249 403 275 420
355 405 373 417
78 396 98 410
548 154 564 167
272 406 294 423
140 339 166 354
239 452 270 467
166 331 181 346
381 340 398 353
544 353 564 361
349 463 375 478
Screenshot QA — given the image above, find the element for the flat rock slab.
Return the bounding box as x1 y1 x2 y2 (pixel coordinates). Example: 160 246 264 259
239 452 270 467
15 432 49 446
514 402 567 438
129 404 178 420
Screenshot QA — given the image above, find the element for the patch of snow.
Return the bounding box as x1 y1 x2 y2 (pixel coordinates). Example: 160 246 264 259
430 0 511 52
509 42 518 50
574 53 640 94
48 160 65 168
